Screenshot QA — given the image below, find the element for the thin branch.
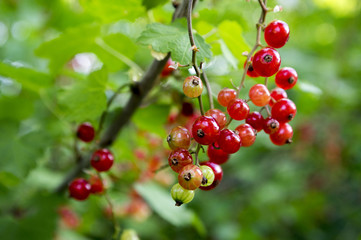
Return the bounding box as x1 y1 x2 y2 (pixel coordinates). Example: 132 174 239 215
201 69 214 109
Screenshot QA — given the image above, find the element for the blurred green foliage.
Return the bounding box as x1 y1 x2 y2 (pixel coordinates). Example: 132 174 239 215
0 0 361 239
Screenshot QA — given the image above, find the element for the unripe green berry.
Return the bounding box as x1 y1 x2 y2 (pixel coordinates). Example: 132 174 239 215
183 76 203 98
200 165 215 187
171 183 195 206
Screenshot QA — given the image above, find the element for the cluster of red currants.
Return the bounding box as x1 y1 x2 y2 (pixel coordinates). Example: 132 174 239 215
167 20 297 206
68 123 114 201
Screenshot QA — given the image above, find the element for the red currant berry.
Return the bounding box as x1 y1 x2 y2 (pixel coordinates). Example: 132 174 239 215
252 47 281 77
269 88 287 107
199 162 223 191
89 175 104 194
192 116 220 145
181 102 194 117
68 178 91 201
168 149 193 173
217 88 237 107
275 67 298 90
178 164 203 190
271 99 297 123
160 58 174 78
264 20 290 49
200 165 215 187
76 122 95 143
207 142 230 165
235 123 256 147
171 183 195 206
218 129 241 154
246 112 264 132
167 126 191 150
263 117 280 134
227 99 250 121
244 57 259 78
249 84 271 107
91 149 114 172
183 76 203 98
270 123 293 146
205 109 227 129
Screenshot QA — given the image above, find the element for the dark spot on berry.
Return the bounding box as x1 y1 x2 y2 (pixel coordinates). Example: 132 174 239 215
248 64 254 71
270 121 278 129
286 138 293 144
288 114 294 120
197 129 205 138
288 77 295 84
171 158 178 166
175 201 183 206
184 172 192 181
93 156 100 162
202 176 208 185
167 135 171 143
192 78 199 86
264 54 273 63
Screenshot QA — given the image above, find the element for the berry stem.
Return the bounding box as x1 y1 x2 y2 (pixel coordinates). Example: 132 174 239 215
237 0 268 96
197 96 205 115
264 77 269 87
201 70 214 109
194 143 201 166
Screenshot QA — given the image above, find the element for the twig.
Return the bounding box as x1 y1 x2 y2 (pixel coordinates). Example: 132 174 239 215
201 70 214 109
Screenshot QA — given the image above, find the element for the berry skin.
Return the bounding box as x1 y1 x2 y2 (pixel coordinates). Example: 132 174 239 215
227 99 250 121
270 123 293 146
76 122 95 143
178 164 203 190
192 116 220 145
91 149 114 172
205 109 227 129
183 76 203 98
249 84 271 107
171 183 195 206
235 123 256 147
271 99 297 123
264 20 290 49
269 88 287 107
207 142 230 165
68 178 91 201
200 165 215 187
246 112 264 132
275 67 298 90
263 117 280 134
199 162 223 191
218 129 241 154
252 47 281 77
168 149 193 173
167 126 191 150
217 88 237 107
244 57 259 78
160 58 175 78
89 175 104 194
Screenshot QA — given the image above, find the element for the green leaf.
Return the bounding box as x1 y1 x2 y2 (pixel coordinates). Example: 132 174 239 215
218 20 251 67
0 62 52 92
142 0 168 9
132 104 170 137
137 22 212 64
36 24 101 73
58 68 107 122
79 0 145 23
134 181 205 235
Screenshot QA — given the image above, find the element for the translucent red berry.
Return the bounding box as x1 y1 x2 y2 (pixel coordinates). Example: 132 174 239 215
76 122 95 142
271 99 297 123
192 116 220 145
246 112 264 132
249 84 271 107
235 123 256 147
227 99 250 121
178 164 203 190
252 47 281 77
199 162 223 191
167 126 191 150
269 88 287 107
270 123 293 146
91 149 114 172
89 175 104 194
160 58 175 78
263 117 280 134
217 88 237 107
168 149 193 173
181 102 194 116
218 129 241 154
264 20 290 48
68 178 91 201
205 109 227 129
275 67 298 90
183 76 203 98
244 57 259 78
207 142 230 165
